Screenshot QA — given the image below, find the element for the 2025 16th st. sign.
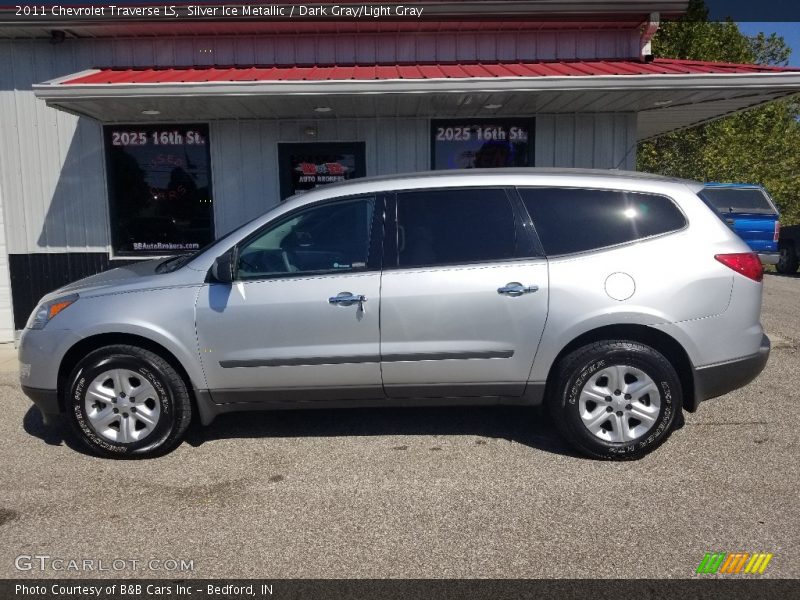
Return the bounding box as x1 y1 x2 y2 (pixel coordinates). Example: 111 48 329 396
431 119 534 170
103 124 214 256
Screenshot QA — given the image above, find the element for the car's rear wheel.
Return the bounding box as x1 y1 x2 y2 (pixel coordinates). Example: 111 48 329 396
548 340 682 460
776 244 799 275
66 345 192 459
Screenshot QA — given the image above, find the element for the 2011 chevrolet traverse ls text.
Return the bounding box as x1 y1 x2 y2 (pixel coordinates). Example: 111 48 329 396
19 169 770 459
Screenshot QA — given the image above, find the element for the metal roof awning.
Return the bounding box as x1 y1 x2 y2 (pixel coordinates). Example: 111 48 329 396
33 58 800 140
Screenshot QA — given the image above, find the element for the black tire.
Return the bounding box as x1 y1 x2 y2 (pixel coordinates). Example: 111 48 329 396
547 340 683 460
66 345 192 459
776 244 799 275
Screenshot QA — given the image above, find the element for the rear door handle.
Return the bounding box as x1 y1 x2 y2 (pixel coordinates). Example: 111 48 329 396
497 282 539 297
329 292 367 308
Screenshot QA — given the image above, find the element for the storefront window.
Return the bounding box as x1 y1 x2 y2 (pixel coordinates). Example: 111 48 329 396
278 142 366 200
431 119 534 170
104 124 214 255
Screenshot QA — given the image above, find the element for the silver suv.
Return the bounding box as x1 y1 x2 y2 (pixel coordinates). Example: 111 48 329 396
19 169 770 459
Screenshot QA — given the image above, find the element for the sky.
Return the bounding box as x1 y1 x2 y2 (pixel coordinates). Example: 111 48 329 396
737 22 800 66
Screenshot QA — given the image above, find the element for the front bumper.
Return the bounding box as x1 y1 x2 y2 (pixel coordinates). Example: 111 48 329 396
18 326 80 425
21 385 60 424
758 252 779 265
18 326 80 390
689 334 770 411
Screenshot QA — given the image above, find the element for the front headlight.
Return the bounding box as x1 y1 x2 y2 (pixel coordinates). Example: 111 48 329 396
26 294 79 329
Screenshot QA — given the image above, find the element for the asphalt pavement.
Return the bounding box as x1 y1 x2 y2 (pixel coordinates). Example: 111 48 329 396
0 273 798 579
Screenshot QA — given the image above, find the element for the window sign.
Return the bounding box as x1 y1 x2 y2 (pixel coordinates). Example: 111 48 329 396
431 119 534 170
104 124 214 255
278 142 366 200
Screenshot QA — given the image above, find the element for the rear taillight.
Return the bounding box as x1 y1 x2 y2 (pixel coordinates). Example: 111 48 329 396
715 253 763 282
774 221 781 243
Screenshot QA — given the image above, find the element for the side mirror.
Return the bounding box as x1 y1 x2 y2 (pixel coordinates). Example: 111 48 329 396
209 248 236 284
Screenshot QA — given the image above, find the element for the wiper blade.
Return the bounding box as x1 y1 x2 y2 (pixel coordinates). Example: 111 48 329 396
155 253 191 273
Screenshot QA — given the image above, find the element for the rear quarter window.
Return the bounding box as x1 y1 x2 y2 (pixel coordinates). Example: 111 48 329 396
519 187 686 256
699 187 778 215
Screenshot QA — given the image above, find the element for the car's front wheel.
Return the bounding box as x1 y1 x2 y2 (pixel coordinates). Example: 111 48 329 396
548 340 682 460
66 345 192 459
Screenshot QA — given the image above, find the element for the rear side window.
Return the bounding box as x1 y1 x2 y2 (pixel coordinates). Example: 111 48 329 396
699 187 777 215
396 188 516 267
519 187 686 256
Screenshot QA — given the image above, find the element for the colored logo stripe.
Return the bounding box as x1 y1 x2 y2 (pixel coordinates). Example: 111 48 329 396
697 553 726 574
720 553 749 573
745 553 774 574
697 552 774 574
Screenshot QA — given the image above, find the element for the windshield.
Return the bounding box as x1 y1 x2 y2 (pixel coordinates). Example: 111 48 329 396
700 187 777 215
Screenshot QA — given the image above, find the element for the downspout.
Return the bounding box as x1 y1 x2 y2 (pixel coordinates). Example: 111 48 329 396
640 12 660 62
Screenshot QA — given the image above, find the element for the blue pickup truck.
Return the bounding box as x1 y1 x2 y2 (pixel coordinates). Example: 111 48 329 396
699 183 781 265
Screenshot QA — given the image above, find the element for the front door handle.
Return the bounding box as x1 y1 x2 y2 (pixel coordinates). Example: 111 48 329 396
329 292 367 309
497 282 539 297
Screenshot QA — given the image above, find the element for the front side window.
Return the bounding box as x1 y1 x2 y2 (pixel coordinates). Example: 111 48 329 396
395 188 517 268
237 197 376 280
519 188 686 256
104 124 214 256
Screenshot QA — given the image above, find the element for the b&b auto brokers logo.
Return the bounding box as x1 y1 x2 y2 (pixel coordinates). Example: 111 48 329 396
696 552 774 575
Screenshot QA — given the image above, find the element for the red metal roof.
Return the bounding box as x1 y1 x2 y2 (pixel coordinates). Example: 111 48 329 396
61 59 800 85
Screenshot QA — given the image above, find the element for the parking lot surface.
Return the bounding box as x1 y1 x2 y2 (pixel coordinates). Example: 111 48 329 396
1 273 798 579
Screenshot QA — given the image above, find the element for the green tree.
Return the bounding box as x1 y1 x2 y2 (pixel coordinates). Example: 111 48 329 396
637 0 800 224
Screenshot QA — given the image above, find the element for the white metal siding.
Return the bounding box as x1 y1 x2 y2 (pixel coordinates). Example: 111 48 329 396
90 30 636 67
0 176 13 341
0 40 110 255
535 113 638 171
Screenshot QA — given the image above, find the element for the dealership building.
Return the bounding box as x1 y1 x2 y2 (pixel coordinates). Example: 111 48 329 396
0 0 799 341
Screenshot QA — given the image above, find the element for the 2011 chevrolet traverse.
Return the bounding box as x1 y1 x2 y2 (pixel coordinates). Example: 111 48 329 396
19 169 770 459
